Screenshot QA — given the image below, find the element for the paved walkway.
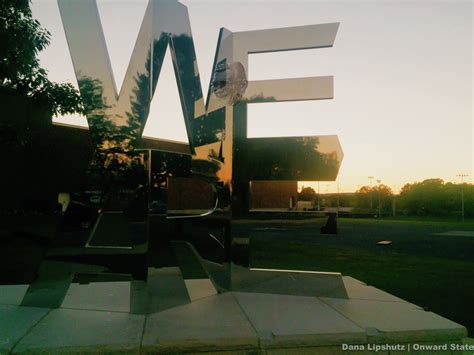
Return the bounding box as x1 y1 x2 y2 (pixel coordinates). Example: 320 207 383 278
0 274 468 354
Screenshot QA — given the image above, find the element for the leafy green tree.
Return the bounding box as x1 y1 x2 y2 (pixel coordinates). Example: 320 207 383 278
0 0 82 116
399 179 473 218
354 185 372 209
338 193 356 208
0 0 83 210
298 186 317 201
355 184 393 213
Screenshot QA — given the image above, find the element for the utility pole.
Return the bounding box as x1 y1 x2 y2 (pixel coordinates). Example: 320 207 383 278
457 173 469 222
376 179 382 218
392 185 398 217
368 176 374 210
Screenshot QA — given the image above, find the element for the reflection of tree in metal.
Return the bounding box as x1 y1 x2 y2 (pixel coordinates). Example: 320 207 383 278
245 136 342 181
211 61 248 105
38 0 344 302
76 76 147 221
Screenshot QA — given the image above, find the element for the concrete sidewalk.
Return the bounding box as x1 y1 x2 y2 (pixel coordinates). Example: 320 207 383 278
0 275 468 354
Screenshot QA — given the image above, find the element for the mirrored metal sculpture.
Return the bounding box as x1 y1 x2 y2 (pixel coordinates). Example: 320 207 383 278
8 0 344 311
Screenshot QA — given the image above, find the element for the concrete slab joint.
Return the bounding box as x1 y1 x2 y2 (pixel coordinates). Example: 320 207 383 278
0 276 467 354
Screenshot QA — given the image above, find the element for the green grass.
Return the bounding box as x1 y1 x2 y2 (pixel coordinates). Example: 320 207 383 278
343 216 474 228
250 220 474 337
235 216 474 229
2 215 474 336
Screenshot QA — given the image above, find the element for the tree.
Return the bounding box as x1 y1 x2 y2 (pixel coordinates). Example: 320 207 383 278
298 186 317 201
0 1 83 210
0 0 82 116
398 179 473 217
355 184 393 214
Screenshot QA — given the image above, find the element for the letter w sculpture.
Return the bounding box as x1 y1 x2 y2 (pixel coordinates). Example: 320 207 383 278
34 0 344 308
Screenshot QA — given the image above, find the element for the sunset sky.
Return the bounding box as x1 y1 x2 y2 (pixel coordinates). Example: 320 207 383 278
31 0 473 193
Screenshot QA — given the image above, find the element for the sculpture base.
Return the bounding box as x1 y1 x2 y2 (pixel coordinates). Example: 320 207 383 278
0 272 468 354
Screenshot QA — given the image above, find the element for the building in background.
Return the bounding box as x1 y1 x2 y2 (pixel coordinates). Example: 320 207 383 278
249 181 298 210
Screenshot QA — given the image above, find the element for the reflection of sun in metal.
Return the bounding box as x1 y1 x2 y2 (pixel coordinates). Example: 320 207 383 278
211 61 248 105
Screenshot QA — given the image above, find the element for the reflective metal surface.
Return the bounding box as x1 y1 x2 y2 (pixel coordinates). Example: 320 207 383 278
0 0 343 310
245 135 343 181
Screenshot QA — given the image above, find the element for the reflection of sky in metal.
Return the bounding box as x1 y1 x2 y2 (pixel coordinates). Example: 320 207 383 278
31 0 472 192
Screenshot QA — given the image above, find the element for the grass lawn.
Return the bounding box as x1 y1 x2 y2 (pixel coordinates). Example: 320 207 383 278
247 217 474 336
1 215 473 336
343 216 474 228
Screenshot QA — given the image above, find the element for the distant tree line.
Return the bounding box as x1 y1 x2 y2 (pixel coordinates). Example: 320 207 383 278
299 179 473 218
397 179 473 218
354 184 393 214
